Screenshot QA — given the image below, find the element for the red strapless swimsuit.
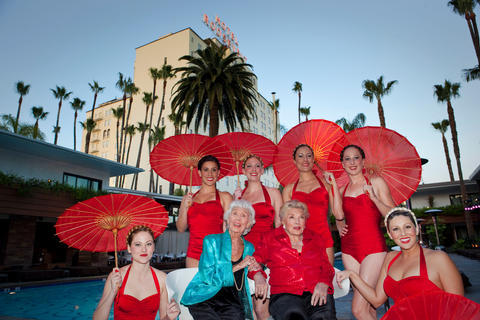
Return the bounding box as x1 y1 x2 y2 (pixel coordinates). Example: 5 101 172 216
241 184 275 248
383 246 442 302
340 179 387 263
187 189 224 260
291 178 333 248
114 266 160 320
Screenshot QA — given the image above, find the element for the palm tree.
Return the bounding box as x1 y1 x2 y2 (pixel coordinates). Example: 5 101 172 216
299 106 311 121
85 81 105 153
131 122 150 190
15 81 30 133
0 114 42 140
121 80 139 165
268 98 280 143
171 42 257 137
292 82 302 124
119 124 136 188
433 80 473 238
362 76 397 128
51 86 72 144
148 68 161 147
80 119 96 148
112 106 124 163
431 120 455 182
335 113 366 132
70 97 85 151
448 0 480 81
32 107 48 140
156 59 175 128
116 73 129 161
148 126 166 193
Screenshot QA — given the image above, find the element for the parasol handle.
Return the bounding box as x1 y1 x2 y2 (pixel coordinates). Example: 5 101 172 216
113 229 118 269
236 161 240 187
189 166 193 193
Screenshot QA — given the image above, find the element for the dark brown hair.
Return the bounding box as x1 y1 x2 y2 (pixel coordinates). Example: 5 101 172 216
198 155 220 170
340 144 365 161
293 144 314 159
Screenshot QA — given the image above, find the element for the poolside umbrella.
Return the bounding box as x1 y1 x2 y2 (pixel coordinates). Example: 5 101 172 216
55 194 168 268
213 132 277 186
381 291 480 319
326 126 422 206
273 119 346 186
149 134 234 191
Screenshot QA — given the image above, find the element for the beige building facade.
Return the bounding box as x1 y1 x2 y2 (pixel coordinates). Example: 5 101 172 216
81 28 278 194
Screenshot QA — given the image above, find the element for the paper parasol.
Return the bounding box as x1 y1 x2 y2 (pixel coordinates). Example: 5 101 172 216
55 194 168 268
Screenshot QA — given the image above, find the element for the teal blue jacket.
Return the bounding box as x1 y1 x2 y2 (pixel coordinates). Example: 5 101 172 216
181 230 254 314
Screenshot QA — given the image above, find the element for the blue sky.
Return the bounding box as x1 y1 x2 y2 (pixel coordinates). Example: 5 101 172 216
0 0 478 184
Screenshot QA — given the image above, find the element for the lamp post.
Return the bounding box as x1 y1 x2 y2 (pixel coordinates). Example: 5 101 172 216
271 91 278 143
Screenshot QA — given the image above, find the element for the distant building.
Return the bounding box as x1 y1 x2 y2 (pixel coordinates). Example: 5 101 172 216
81 28 279 195
410 180 479 209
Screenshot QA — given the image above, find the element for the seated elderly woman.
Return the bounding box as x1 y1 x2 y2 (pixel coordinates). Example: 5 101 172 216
250 200 336 320
181 200 257 320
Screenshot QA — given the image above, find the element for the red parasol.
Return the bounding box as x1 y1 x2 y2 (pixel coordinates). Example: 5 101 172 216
273 119 346 186
213 132 277 185
149 134 234 190
55 194 168 268
327 126 422 206
381 291 480 319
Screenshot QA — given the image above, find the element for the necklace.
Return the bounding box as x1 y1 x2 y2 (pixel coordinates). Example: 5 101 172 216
233 269 245 291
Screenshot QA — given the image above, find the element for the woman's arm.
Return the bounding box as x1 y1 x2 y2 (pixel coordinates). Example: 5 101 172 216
366 176 395 216
282 183 293 202
323 172 348 236
176 192 193 232
219 191 233 211
268 187 283 227
336 254 391 308
433 251 464 296
93 269 122 320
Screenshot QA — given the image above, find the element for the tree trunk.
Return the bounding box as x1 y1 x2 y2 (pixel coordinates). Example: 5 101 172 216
156 79 167 128
34 120 39 139
209 101 219 137
298 92 301 124
54 99 62 145
132 106 149 190
115 120 120 187
73 111 77 151
121 135 133 188
148 81 158 192
377 98 386 128
118 94 127 163
85 93 98 154
441 133 455 182
15 96 22 133
274 109 278 143
447 100 474 238
467 13 480 65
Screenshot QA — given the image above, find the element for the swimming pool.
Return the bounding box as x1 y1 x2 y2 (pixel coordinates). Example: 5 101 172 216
0 279 162 320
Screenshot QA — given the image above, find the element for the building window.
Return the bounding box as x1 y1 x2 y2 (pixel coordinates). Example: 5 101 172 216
107 129 110 137
103 130 107 138
161 117 164 126
63 173 102 191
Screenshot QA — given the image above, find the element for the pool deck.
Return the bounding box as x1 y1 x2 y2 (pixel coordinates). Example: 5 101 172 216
1 254 479 320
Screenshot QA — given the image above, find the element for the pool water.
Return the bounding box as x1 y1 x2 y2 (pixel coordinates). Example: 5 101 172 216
0 280 161 320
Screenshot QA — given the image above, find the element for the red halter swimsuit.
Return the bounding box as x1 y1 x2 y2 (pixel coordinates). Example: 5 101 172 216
187 189 224 260
291 177 333 248
241 183 275 248
383 246 442 302
114 266 160 320
340 178 387 263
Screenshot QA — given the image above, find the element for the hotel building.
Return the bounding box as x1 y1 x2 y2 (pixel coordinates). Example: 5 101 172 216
81 28 278 194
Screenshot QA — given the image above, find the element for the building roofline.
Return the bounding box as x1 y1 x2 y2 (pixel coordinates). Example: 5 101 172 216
135 27 205 50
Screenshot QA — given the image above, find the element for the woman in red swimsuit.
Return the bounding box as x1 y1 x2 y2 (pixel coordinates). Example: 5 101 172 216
334 144 395 319
282 144 344 265
336 208 465 317
177 155 233 268
93 225 180 320
234 154 283 320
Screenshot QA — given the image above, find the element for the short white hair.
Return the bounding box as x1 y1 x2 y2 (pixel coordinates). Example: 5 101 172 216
224 199 256 235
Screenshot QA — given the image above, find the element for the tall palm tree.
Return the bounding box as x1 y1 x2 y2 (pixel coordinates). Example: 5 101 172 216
85 81 105 153
0 114 42 140
171 42 257 137
148 126 165 193
51 86 72 144
70 97 85 151
433 80 473 238
121 80 139 165
335 113 366 132
112 106 124 163
431 120 455 182
148 68 161 148
269 98 280 143
131 122 150 190
292 82 302 124
120 124 136 188
299 106 311 121
362 76 397 128
31 106 48 140
15 81 30 133
80 119 96 149
156 59 175 128
116 73 129 161
448 0 480 81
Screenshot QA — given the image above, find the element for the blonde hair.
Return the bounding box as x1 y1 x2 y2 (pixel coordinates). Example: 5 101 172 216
242 154 264 168
279 200 310 221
